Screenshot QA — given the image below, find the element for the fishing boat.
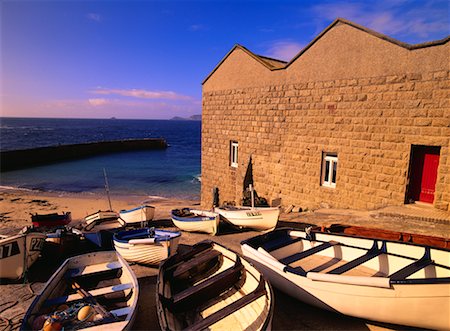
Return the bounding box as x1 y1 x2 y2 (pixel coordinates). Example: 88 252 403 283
21 250 139 331
31 211 72 228
119 205 155 225
171 208 220 235
45 227 82 260
241 228 450 330
156 240 274 331
214 205 279 231
113 228 181 265
0 228 46 280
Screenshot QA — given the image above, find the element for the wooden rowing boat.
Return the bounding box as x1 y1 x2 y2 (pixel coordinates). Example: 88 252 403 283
31 212 72 228
80 216 125 249
156 240 274 331
113 228 181 265
119 205 155 225
241 228 450 330
214 206 279 231
0 228 46 280
171 208 220 235
21 251 139 331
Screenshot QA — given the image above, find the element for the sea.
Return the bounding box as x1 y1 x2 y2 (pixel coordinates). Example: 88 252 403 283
0 117 201 200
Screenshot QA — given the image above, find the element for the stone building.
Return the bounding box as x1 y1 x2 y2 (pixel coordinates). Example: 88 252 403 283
201 18 450 212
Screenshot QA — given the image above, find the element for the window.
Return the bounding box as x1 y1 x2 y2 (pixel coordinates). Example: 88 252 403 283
230 141 238 168
322 153 337 188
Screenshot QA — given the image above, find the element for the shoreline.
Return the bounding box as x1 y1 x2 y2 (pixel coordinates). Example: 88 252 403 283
0 187 199 234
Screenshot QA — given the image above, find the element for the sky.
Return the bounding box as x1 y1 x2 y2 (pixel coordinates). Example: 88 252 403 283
1 0 449 120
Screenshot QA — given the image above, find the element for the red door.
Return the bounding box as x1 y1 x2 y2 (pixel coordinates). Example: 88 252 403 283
419 153 440 203
408 146 440 204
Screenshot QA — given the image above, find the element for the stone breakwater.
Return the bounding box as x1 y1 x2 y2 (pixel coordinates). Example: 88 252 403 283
0 138 168 171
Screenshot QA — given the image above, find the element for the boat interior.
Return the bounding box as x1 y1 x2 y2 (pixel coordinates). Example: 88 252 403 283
158 241 272 331
24 252 136 330
246 228 450 286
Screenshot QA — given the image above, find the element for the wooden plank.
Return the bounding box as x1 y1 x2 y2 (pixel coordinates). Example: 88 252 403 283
262 236 303 252
184 276 267 331
170 257 244 312
280 241 339 265
173 250 221 279
110 307 131 317
390 248 434 281
67 261 122 277
45 283 133 307
328 247 383 275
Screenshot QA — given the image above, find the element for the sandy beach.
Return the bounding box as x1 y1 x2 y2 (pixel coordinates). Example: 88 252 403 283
0 187 444 331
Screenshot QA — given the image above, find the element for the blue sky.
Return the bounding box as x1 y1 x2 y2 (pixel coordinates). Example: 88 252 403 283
1 0 448 119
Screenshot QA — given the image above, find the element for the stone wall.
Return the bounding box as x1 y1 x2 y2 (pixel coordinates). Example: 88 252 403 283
201 70 450 211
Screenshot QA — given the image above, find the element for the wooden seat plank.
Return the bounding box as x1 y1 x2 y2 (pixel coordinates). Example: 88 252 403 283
280 241 339 265
390 248 434 281
183 276 267 331
45 283 133 307
170 257 244 311
67 261 122 278
173 250 221 279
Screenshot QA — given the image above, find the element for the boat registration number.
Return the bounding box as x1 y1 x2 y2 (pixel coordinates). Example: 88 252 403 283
246 211 262 217
0 241 20 259
30 238 45 251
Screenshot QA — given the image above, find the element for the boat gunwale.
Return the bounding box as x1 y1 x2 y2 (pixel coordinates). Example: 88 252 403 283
119 205 155 214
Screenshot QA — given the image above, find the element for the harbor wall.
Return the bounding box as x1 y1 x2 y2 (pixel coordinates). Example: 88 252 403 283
0 138 168 171
201 20 450 211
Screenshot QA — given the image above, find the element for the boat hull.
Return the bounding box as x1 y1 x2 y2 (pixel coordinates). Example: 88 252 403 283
119 205 155 224
241 228 450 330
171 209 219 235
21 251 139 331
156 241 274 331
0 231 46 280
31 212 72 228
113 228 181 265
215 206 279 231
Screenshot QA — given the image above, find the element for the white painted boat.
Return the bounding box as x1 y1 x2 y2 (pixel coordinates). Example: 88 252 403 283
113 228 181 265
21 250 139 331
214 206 279 231
0 229 46 280
171 208 220 235
241 228 450 330
119 205 155 225
156 240 274 331
85 210 120 224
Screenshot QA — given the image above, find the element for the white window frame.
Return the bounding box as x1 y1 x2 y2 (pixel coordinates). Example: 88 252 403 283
322 154 338 188
230 141 238 168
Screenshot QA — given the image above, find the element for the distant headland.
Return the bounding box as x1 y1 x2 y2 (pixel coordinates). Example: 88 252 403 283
170 114 201 121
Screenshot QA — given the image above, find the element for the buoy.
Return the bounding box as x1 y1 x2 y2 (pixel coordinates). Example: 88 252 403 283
43 317 62 331
77 305 95 322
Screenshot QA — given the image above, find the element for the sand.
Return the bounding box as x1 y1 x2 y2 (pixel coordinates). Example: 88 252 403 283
0 187 441 330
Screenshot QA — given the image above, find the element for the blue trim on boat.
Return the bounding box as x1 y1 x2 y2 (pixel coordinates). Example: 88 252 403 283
113 228 181 244
120 205 152 214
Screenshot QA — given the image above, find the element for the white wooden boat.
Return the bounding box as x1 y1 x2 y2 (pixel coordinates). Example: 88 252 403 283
241 228 450 330
156 240 274 331
21 250 139 331
113 228 181 265
0 229 46 280
119 205 155 225
171 208 220 235
85 210 120 224
214 206 279 231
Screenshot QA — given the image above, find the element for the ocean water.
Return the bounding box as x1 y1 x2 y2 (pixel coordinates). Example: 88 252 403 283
0 117 201 200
